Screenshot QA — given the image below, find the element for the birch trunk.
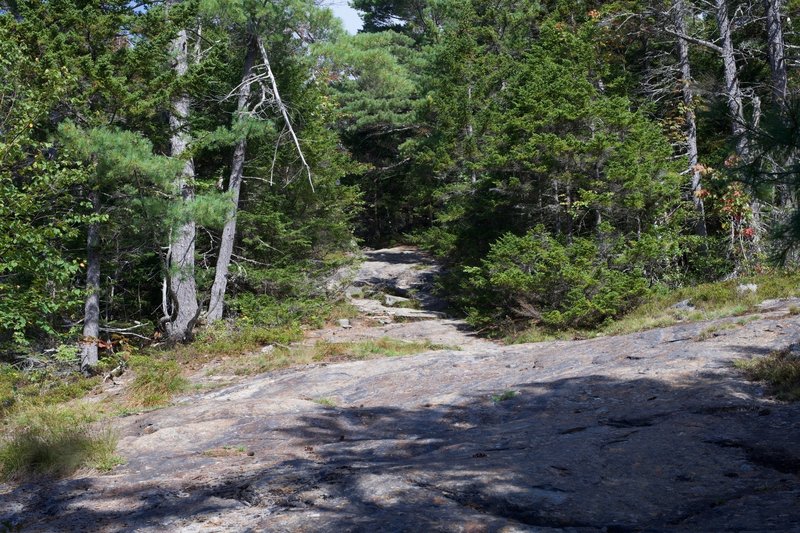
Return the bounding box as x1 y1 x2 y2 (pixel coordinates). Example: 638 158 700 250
165 25 199 341
675 0 706 236
207 39 256 323
80 190 101 372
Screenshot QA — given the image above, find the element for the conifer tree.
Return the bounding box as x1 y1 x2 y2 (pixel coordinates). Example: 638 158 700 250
59 123 180 370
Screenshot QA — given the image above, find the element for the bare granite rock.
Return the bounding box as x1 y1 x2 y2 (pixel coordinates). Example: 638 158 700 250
3 249 800 532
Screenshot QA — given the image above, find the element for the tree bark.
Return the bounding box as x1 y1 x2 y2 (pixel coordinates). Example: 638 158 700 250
715 0 767 253
715 0 748 158
80 190 101 372
763 0 793 208
675 0 707 236
764 0 788 105
207 38 256 323
165 25 199 342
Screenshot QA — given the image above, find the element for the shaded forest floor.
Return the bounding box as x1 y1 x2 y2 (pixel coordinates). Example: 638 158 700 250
3 248 800 531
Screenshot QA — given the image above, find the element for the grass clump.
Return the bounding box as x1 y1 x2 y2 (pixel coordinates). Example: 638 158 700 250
693 322 739 341
164 297 358 368
202 445 247 457
735 348 800 401
166 323 305 366
603 270 800 337
125 355 188 408
693 316 759 341
313 397 337 408
491 390 518 403
218 337 454 376
504 327 576 344
311 337 453 362
0 361 100 418
0 405 121 480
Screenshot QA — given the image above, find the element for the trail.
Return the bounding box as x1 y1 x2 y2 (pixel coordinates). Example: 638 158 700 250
310 246 497 350
3 248 800 531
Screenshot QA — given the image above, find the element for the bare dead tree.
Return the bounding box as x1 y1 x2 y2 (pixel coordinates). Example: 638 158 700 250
206 35 257 323
205 32 313 323
675 0 708 235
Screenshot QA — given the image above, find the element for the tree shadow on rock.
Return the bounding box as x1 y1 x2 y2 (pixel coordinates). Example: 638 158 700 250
5 372 800 531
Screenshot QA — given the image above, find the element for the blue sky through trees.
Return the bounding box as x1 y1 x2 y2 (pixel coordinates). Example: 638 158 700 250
327 0 363 33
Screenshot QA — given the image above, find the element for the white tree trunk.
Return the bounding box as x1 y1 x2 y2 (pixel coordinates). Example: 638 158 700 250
207 40 257 323
165 25 199 342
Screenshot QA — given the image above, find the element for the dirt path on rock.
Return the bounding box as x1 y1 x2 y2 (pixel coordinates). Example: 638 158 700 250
3 250 800 531
310 246 497 351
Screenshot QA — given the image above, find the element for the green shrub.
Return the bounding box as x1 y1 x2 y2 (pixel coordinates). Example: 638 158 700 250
0 362 99 418
231 293 333 330
465 227 649 329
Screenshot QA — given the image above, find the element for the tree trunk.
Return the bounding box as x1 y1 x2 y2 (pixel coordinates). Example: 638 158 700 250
763 0 793 208
165 25 199 342
715 0 748 158
466 84 477 184
207 39 256 323
715 0 765 250
675 0 707 236
764 0 788 105
80 190 101 373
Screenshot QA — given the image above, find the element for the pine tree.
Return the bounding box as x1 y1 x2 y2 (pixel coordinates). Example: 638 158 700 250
59 123 180 370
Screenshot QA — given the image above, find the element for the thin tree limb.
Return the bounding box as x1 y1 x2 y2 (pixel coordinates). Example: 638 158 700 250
663 28 724 53
256 35 313 191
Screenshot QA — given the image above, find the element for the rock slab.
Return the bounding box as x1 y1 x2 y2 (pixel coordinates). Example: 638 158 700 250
3 309 800 531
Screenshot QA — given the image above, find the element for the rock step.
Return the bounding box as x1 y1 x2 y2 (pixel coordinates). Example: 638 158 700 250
349 298 447 320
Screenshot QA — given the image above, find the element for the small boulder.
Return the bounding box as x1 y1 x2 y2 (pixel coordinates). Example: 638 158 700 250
338 318 353 329
736 283 758 295
672 299 695 310
384 294 412 307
